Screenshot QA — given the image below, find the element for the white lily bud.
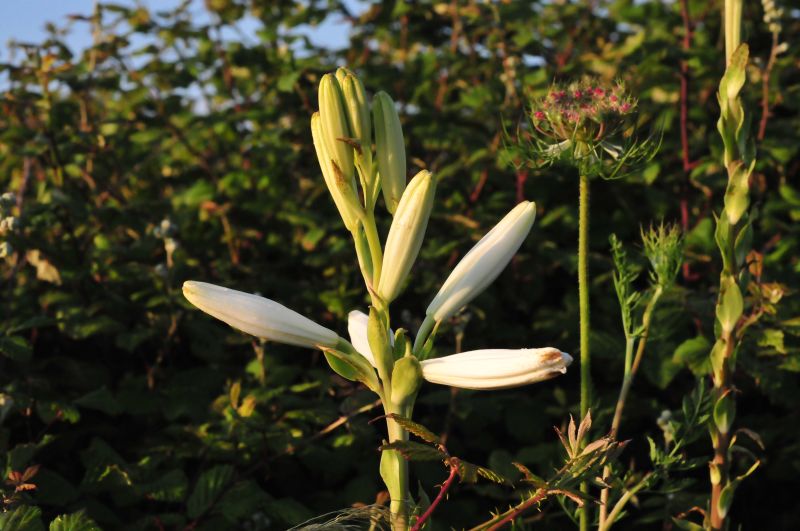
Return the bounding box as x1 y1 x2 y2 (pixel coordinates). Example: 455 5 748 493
311 112 364 231
372 91 406 214
426 201 536 322
183 281 339 349
378 170 436 302
318 74 355 181
420 348 572 390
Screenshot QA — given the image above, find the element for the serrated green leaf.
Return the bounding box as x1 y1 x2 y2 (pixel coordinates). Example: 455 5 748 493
379 441 446 462
48 511 101 531
0 506 45 531
385 414 439 444
186 465 235 518
138 470 188 502
476 465 510 485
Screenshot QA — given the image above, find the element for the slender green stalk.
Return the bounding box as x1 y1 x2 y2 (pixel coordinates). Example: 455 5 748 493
364 212 384 286
578 173 591 531
599 285 663 526
578 174 591 418
413 314 435 354
598 473 653 531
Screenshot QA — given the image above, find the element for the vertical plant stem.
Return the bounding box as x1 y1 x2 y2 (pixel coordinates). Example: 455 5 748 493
599 286 663 526
413 314 436 354
410 462 458 531
578 173 591 531
709 1 749 528
364 212 384 285
757 32 780 141
386 413 410 530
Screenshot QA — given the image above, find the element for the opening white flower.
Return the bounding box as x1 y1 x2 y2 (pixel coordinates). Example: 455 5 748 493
425 201 537 323
419 348 573 390
348 309 571 390
183 281 339 349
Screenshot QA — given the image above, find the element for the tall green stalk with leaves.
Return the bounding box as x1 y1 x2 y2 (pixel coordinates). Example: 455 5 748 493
707 1 760 528
515 80 659 529
182 69 574 530
598 226 683 529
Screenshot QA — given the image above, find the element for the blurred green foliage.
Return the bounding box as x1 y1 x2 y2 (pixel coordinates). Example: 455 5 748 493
0 0 797 529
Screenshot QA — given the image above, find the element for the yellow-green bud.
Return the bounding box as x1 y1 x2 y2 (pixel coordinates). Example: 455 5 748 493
390 356 422 408
318 74 355 182
367 306 394 381
716 276 743 334
373 91 406 214
311 112 364 231
377 170 436 302
337 68 371 150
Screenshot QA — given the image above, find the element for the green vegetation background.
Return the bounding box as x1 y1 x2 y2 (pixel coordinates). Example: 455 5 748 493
0 1 797 529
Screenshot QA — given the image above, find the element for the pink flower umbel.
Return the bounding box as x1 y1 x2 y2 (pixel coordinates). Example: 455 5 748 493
517 79 659 180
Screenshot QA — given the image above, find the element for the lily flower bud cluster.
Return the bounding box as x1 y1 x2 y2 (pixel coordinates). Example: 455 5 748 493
181 67 572 527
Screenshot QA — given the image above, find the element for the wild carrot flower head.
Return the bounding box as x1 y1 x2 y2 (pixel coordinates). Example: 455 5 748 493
531 80 637 144
512 78 659 179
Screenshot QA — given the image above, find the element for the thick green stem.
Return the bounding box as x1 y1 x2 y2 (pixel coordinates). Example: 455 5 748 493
724 0 742 63
578 173 591 531
384 406 409 530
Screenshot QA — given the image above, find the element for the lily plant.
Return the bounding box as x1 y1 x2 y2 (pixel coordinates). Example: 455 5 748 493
182 68 571 530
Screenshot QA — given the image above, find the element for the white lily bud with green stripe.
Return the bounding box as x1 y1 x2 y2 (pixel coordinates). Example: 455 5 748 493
426 201 536 322
420 348 572 390
183 281 339 349
373 91 406 214
311 112 364 231
318 74 355 181
378 170 436 302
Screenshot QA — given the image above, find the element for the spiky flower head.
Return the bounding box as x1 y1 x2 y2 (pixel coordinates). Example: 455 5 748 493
531 80 636 144
514 79 660 179
641 223 683 287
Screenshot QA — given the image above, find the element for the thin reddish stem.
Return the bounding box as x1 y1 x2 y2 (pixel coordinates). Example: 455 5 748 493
410 463 459 531
758 32 780 141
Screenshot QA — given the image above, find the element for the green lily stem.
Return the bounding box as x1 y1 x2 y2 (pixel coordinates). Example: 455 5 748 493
598 284 663 526
364 212 384 286
385 403 410 530
413 314 436 354
353 227 375 288
578 173 591 531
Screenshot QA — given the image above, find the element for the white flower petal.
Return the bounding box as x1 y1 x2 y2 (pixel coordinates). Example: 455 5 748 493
347 310 377 367
183 281 339 349
420 348 572 390
426 201 537 322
